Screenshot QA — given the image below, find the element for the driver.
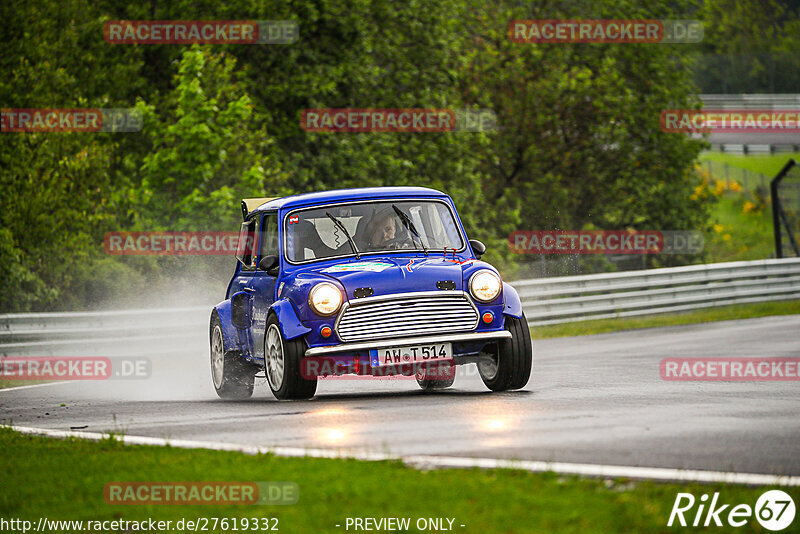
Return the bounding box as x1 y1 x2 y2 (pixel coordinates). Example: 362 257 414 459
364 208 408 251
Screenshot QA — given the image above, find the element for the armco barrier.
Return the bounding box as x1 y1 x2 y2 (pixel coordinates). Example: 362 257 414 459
0 307 209 357
515 258 800 326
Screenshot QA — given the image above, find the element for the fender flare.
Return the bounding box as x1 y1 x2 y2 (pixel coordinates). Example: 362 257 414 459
270 298 312 340
211 301 240 353
502 282 524 319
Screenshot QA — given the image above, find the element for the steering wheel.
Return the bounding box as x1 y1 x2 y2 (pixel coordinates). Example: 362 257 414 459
393 235 415 249
363 235 414 251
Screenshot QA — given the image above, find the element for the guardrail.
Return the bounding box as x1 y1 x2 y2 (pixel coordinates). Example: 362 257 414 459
1 259 799 355
699 93 800 110
0 307 209 356
700 94 800 108
516 258 800 326
708 144 800 155
700 94 800 154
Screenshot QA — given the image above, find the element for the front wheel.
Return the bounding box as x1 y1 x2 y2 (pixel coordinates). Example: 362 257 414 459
210 314 258 399
477 313 533 391
265 314 317 400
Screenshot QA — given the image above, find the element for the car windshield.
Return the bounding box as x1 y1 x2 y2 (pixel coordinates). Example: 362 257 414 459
285 200 464 263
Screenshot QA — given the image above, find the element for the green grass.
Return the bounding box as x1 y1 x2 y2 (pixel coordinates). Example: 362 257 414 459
704 194 775 262
1 427 798 533
532 300 800 339
0 380 51 390
698 152 798 178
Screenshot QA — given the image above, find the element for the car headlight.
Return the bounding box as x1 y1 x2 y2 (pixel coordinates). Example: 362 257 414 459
309 282 343 316
470 270 502 303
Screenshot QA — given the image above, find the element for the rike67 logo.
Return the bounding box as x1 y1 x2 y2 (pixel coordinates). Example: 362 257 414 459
668 490 795 530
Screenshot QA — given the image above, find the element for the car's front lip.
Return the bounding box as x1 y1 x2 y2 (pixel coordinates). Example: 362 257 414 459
304 330 511 357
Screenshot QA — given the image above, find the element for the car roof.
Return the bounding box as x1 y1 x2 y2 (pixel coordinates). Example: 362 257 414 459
251 186 449 213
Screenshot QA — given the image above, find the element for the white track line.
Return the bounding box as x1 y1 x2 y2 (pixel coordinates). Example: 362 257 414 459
7 425 799 487
0 381 71 392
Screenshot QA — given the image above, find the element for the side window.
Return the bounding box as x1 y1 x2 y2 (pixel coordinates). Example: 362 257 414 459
260 214 279 259
235 218 259 270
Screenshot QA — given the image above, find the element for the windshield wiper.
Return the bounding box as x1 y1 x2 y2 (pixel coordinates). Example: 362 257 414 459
325 211 360 259
392 204 428 256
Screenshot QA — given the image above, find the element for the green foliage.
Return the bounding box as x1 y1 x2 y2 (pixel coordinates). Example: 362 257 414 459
134 47 286 231
694 0 800 92
459 1 711 269
1 0 724 310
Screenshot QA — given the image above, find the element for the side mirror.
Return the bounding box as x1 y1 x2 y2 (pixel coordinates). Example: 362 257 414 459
469 239 486 259
259 255 280 275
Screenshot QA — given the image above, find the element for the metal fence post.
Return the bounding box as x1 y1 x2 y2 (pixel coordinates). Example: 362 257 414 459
725 163 730 189
771 159 799 259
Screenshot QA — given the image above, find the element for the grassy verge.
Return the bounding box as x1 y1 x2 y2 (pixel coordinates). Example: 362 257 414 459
532 300 800 339
0 427 797 533
0 380 52 390
695 151 798 263
704 193 774 262
698 152 798 178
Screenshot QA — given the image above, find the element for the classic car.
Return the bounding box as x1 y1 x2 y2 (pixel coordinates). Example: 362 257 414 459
210 187 532 399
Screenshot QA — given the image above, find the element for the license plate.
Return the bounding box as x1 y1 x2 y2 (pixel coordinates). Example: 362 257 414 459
370 343 453 368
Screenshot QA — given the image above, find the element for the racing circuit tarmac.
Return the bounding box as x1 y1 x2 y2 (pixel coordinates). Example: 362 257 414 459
2 315 799 477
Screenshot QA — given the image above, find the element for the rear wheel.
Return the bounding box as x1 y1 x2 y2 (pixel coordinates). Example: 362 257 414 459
265 314 317 400
210 314 257 399
415 362 455 391
477 313 533 391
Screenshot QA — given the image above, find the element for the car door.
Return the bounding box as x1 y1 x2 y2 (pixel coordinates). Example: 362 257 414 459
230 217 260 357
246 212 279 361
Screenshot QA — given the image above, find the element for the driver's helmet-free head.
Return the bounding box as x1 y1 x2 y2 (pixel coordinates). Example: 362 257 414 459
361 206 403 250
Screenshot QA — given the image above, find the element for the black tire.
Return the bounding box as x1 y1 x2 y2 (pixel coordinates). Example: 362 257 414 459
477 313 533 391
415 362 456 391
264 314 317 400
210 313 258 399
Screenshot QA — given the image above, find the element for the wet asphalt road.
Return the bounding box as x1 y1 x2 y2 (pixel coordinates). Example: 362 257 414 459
2 315 799 475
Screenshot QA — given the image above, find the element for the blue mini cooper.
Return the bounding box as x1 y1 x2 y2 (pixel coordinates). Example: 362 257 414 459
210 187 532 400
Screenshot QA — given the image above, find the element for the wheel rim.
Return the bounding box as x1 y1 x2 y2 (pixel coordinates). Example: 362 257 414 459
415 367 427 383
478 354 499 381
211 325 225 389
266 324 285 391
414 363 426 381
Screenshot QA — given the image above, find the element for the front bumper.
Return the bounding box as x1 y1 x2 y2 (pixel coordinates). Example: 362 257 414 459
304 330 511 357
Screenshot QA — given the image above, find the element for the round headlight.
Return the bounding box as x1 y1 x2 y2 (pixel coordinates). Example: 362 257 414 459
309 282 343 316
470 270 502 303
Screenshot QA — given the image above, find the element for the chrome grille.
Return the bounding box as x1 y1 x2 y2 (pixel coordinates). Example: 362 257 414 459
335 291 479 342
